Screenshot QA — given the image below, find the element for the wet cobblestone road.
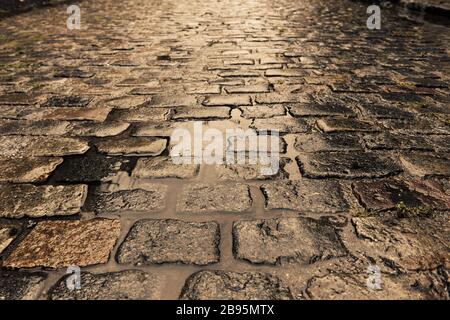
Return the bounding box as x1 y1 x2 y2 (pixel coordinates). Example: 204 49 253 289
0 0 449 299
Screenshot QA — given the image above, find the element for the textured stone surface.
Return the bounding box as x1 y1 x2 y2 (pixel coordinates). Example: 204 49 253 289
0 157 63 183
96 137 167 156
297 152 401 178
400 153 450 177
0 184 87 218
3 219 121 268
350 215 450 271
49 271 164 300
180 270 293 300
0 136 89 157
132 156 199 179
317 118 379 133
304 270 449 300
1 0 449 300
294 133 362 152
0 272 46 300
261 180 348 213
177 183 252 213
352 179 447 211
87 186 168 213
233 217 346 265
117 219 220 265
0 223 20 255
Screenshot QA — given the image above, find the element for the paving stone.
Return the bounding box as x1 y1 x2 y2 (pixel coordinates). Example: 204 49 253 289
177 183 252 213
132 156 199 179
225 84 270 94
379 118 449 135
87 186 167 213
3 219 121 268
350 215 450 271
172 107 230 120
233 217 346 265
0 157 63 183
261 180 348 213
289 103 355 117
294 133 362 152
0 272 46 300
0 136 89 157
0 120 129 137
0 119 70 136
96 137 167 156
54 69 95 78
48 270 164 300
215 158 290 180
202 95 252 106
102 96 152 109
251 116 309 133
0 223 21 255
265 69 306 77
363 132 433 151
240 105 286 118
254 93 307 104
68 121 130 137
180 270 293 300
132 121 192 137
0 184 87 218
109 107 171 122
358 103 414 119
51 152 135 182
117 219 220 265
42 95 93 108
317 118 379 133
400 153 450 177
21 107 111 122
304 271 448 300
352 179 447 211
297 151 402 178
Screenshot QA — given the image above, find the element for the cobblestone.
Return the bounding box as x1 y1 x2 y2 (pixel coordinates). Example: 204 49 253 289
117 219 220 265
0 0 449 300
49 271 164 300
180 270 293 300
177 183 252 213
233 217 346 265
3 219 121 268
0 184 87 218
261 180 348 213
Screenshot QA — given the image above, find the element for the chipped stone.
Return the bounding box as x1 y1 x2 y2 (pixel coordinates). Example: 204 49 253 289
0 157 63 183
96 137 167 156
132 156 199 179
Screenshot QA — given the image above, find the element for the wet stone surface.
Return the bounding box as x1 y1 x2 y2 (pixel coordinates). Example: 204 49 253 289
0 0 449 300
117 219 220 266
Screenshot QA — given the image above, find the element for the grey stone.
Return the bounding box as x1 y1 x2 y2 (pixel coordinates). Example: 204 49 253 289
117 219 220 265
233 217 346 265
180 270 293 300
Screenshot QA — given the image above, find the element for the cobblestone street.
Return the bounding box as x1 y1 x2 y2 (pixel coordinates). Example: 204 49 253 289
0 0 449 300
